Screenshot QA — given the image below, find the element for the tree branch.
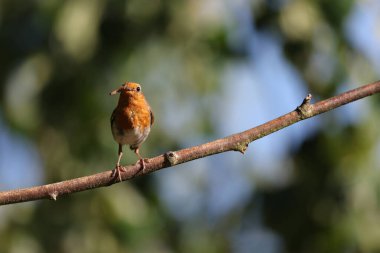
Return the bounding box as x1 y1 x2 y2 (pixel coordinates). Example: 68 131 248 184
1 80 380 205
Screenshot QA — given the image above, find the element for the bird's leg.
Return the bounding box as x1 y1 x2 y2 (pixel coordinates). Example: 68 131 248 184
114 144 126 182
133 147 148 171
117 144 124 167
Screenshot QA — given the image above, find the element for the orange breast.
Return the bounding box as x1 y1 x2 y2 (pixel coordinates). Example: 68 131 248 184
115 95 152 130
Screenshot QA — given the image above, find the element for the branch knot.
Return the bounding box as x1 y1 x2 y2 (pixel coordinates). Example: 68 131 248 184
165 151 179 166
297 94 313 119
49 191 58 201
235 142 249 154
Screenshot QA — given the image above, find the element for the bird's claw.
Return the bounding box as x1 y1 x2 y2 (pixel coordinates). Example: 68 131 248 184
135 158 149 171
113 165 126 182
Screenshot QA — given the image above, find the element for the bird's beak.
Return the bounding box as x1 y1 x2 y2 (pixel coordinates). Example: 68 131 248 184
109 87 122 95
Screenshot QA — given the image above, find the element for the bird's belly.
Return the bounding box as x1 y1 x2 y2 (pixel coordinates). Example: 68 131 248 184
112 124 150 147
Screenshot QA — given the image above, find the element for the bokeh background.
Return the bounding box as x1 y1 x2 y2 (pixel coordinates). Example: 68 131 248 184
1 0 380 252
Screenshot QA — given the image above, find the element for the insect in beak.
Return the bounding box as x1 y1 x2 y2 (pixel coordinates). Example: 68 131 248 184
109 87 122 95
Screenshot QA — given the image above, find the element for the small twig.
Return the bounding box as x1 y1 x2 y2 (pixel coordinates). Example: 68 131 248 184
297 93 313 119
1 80 380 205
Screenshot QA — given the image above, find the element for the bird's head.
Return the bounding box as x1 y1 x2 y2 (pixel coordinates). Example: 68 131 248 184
109 82 142 96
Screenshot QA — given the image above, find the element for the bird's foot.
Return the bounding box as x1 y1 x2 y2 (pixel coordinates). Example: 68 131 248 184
135 158 149 172
112 165 126 182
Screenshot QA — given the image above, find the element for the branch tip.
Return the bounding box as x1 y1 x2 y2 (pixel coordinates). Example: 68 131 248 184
304 93 312 103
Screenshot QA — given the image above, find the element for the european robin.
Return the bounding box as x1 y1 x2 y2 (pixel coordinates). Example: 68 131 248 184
110 82 154 181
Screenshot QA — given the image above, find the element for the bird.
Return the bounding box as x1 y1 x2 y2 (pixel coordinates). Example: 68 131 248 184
109 81 154 181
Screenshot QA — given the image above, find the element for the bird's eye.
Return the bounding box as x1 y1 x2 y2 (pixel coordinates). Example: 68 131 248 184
136 86 141 92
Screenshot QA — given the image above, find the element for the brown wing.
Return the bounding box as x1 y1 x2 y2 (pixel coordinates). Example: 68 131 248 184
150 109 154 126
110 108 117 126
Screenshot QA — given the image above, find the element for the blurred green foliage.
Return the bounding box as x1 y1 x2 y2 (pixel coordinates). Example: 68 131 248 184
0 0 380 252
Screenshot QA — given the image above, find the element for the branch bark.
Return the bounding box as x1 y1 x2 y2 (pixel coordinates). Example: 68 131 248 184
1 80 380 205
